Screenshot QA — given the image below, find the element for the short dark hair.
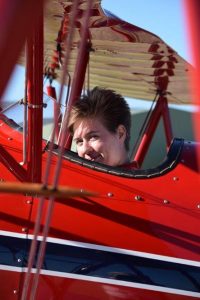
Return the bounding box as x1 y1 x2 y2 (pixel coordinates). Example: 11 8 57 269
68 87 131 150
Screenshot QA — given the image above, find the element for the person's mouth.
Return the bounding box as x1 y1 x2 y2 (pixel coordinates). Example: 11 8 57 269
87 153 103 162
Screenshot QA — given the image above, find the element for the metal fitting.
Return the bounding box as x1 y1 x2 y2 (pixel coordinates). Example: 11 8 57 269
163 199 170 204
134 195 143 201
107 192 113 197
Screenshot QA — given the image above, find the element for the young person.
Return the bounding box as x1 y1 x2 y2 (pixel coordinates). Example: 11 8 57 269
67 86 136 168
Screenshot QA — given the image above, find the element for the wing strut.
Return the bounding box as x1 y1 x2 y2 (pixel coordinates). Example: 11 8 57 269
21 1 94 299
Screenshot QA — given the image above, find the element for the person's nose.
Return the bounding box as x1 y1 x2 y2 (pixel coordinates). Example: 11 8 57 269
79 140 92 157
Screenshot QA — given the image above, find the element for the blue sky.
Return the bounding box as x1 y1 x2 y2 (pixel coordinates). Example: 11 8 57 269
102 0 189 61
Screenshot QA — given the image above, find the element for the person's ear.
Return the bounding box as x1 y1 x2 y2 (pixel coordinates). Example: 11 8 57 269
117 125 126 141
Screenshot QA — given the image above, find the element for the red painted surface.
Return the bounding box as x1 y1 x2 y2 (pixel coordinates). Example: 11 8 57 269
0 1 199 299
0 122 199 257
0 0 44 101
184 0 200 168
0 120 199 299
26 6 43 183
133 95 173 166
0 269 198 300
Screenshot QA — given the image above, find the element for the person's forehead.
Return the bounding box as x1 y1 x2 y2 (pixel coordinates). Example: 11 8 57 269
73 118 104 137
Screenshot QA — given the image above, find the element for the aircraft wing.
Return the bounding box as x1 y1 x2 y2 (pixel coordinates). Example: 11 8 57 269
18 0 192 104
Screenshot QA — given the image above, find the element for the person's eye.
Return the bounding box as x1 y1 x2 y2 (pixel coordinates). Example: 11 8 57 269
90 135 98 141
75 139 83 146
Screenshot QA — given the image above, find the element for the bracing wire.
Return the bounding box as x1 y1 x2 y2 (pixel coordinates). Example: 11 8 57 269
21 1 80 299
130 91 159 159
21 0 94 299
22 42 28 165
30 1 94 297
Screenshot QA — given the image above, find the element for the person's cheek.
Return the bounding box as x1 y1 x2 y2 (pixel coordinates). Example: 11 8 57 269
77 146 83 157
95 140 103 152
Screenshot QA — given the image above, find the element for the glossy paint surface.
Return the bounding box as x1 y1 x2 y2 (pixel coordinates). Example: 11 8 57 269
0 120 199 299
0 1 199 299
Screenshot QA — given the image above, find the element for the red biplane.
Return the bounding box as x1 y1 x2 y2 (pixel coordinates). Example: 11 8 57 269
0 1 199 299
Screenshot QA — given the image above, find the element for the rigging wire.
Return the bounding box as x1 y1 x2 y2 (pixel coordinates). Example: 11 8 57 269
0 99 22 113
21 0 79 297
21 0 93 299
30 0 94 297
130 91 159 159
22 42 28 165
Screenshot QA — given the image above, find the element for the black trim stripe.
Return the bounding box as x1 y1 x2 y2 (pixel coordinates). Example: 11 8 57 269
0 235 200 293
51 137 184 178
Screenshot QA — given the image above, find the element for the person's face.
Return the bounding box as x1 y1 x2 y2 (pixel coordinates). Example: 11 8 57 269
73 117 128 167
